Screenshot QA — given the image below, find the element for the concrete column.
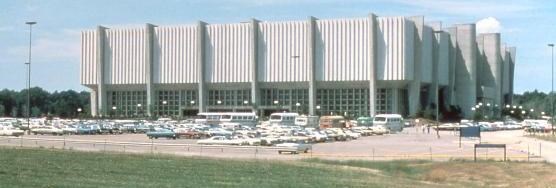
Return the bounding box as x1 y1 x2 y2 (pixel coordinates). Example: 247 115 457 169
407 16 424 117
508 47 516 104
90 88 98 117
308 16 317 116
197 21 207 113
482 33 502 108
454 24 477 118
447 27 458 106
250 19 260 114
95 26 107 117
368 13 378 117
145 23 156 117
392 89 399 113
431 31 441 120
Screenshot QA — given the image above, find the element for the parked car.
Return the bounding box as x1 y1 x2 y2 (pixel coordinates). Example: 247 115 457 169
276 142 312 154
146 129 178 139
369 126 389 135
31 126 63 136
197 136 245 145
61 125 78 135
76 124 101 135
0 126 24 137
175 129 209 139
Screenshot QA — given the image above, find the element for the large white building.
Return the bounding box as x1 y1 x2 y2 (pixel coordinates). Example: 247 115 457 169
80 14 516 118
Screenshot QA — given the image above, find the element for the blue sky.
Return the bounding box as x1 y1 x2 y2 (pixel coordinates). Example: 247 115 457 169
0 0 554 94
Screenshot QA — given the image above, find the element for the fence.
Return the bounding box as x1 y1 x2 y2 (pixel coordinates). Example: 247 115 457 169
0 136 545 162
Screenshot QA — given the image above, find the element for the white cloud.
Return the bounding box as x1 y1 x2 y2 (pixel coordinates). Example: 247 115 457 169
476 17 502 34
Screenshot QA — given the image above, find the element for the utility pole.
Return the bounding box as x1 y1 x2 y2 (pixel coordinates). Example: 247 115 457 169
549 43 554 135
25 21 36 133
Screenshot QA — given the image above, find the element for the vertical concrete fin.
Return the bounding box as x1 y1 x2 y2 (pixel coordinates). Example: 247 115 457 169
197 21 207 113
145 23 156 116
96 25 107 117
368 13 377 117
250 18 260 114
407 16 424 117
308 16 317 115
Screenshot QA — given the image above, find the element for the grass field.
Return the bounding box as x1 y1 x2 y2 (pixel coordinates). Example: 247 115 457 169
0 147 555 188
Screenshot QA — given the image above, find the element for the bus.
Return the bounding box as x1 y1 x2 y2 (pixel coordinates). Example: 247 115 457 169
195 112 257 127
295 115 319 127
372 114 403 132
269 112 299 126
356 116 373 127
319 116 347 129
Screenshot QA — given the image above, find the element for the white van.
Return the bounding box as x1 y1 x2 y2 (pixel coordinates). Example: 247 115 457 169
373 114 403 133
294 115 319 127
269 113 299 126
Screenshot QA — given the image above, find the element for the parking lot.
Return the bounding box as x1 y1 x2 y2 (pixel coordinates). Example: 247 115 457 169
1 127 553 162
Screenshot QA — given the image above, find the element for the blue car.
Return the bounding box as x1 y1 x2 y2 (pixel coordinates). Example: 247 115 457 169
77 124 101 135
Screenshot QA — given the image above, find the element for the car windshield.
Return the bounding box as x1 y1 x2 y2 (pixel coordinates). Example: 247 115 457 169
270 115 281 120
374 117 386 122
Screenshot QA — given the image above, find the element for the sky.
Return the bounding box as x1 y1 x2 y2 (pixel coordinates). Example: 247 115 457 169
0 0 554 94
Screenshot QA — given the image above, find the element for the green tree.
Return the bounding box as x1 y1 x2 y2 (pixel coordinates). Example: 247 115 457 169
0 104 5 116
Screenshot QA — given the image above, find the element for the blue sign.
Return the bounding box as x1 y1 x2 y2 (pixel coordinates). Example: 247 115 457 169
460 127 481 138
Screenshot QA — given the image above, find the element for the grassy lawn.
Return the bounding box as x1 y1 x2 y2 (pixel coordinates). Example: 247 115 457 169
0 147 555 188
527 134 556 142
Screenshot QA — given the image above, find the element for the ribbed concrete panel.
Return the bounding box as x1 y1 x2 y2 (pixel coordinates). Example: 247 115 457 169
315 18 370 81
502 46 511 94
104 28 147 84
206 23 252 83
421 26 433 83
481 33 502 105
258 21 309 82
376 17 414 81
154 26 198 84
454 24 477 117
437 32 450 86
80 30 98 85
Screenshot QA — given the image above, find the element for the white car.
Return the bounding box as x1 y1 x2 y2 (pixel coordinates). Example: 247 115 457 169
276 142 312 154
343 129 361 139
31 126 64 136
370 126 389 135
61 125 78 135
0 126 25 137
197 136 245 145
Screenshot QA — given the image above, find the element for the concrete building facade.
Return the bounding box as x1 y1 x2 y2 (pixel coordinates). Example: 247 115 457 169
80 14 516 119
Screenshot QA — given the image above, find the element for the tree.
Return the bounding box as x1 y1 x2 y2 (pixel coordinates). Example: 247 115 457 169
0 104 5 116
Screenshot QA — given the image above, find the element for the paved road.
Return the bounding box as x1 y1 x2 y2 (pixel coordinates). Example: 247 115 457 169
0 127 551 162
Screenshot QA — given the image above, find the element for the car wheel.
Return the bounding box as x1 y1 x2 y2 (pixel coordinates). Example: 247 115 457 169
304 149 309 153
278 151 282 154
148 136 153 139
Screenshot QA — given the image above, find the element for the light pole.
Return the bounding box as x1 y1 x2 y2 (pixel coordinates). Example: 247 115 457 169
549 43 554 135
295 102 301 114
162 100 167 117
112 106 117 118
25 21 36 132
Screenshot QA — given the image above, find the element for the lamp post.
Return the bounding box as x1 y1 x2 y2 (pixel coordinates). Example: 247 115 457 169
112 106 117 118
162 100 167 117
77 108 82 123
549 43 554 135
316 105 321 116
25 21 36 132
295 102 301 114
137 104 142 117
